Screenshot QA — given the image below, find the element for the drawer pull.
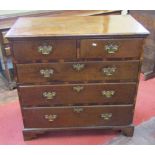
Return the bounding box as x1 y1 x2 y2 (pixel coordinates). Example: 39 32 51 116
40 69 54 78
73 86 84 92
101 113 112 120
43 91 56 100
102 90 115 98
73 63 85 71
105 43 119 54
38 44 53 55
102 67 116 76
44 114 57 122
73 107 84 113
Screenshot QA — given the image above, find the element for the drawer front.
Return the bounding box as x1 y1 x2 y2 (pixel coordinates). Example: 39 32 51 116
23 105 133 128
80 39 143 59
16 61 139 83
19 83 136 106
13 40 76 62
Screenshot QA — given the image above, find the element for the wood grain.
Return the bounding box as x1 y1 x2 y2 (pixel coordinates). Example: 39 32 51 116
19 83 136 106
13 40 76 62
22 105 133 128
7 15 149 139
16 61 140 84
6 15 149 39
80 38 144 59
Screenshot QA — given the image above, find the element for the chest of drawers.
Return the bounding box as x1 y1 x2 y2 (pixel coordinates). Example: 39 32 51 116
6 15 149 140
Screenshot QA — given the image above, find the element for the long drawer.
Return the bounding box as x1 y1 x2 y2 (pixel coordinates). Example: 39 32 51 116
19 83 136 106
13 40 77 62
16 60 140 83
80 38 143 59
22 105 133 128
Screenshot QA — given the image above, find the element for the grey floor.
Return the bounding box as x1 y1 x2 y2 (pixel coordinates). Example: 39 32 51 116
107 117 155 144
0 75 155 144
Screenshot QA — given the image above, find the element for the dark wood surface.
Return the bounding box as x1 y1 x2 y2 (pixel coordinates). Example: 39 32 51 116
80 38 144 59
6 15 149 39
16 61 140 83
22 105 133 128
12 38 144 62
22 124 134 140
0 11 121 89
6 15 149 140
13 40 77 62
19 83 136 106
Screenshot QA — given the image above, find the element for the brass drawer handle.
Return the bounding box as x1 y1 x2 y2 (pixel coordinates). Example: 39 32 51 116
72 63 85 71
73 86 84 92
101 113 112 120
38 43 53 55
102 90 115 98
102 67 116 76
40 69 54 78
105 43 119 54
73 107 84 113
44 114 57 122
43 91 56 100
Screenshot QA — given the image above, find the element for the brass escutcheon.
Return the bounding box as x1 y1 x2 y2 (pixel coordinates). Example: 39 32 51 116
43 91 56 100
102 67 116 76
73 107 84 113
72 63 85 71
73 86 84 93
101 113 112 120
44 114 57 122
102 90 115 98
105 43 119 54
40 69 54 78
38 43 53 55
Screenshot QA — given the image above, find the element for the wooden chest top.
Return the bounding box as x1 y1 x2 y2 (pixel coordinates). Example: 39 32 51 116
6 15 149 39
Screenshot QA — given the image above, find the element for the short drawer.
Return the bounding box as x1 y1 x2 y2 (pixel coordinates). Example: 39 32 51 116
22 105 133 128
13 40 76 62
16 60 139 83
80 39 143 59
19 83 136 106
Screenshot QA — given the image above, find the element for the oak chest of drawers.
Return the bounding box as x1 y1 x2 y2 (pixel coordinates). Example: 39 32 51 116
6 15 149 140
